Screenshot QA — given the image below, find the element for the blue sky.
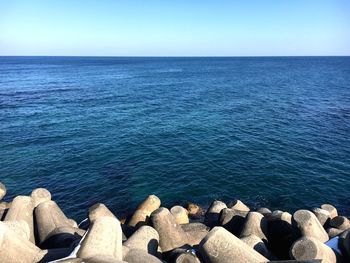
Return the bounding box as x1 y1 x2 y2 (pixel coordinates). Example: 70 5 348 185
0 0 349 56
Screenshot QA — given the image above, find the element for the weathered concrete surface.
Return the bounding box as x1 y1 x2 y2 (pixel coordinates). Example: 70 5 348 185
204 200 227 227
312 208 330 227
257 207 272 217
123 248 164 263
320 204 338 219
128 195 161 227
228 199 250 212
329 216 350 231
240 212 268 242
35 200 73 245
0 182 6 201
199 226 268 263
0 221 46 263
123 225 159 255
292 210 329 243
88 203 116 222
150 207 187 252
3 220 30 240
31 188 51 207
77 216 122 260
240 234 272 259
4 195 35 243
170 205 189 224
290 237 336 263
218 207 247 236
181 222 209 246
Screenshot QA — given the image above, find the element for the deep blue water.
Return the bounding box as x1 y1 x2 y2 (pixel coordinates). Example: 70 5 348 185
0 56 349 221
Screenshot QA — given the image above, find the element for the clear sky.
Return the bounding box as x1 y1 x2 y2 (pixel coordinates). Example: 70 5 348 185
0 0 349 56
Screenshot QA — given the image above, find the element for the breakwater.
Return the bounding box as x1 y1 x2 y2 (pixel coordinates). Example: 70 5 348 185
1 182 350 263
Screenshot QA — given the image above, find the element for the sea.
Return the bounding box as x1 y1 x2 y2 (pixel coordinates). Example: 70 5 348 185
0 56 349 221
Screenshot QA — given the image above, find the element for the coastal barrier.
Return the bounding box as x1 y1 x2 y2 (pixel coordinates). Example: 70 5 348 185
0 181 349 263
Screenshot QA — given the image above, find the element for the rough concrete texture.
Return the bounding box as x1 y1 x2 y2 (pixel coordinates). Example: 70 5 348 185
271 211 292 224
167 247 201 263
326 228 344 238
329 216 350 231
0 221 46 263
123 248 164 263
240 234 272 259
292 210 329 243
30 188 52 207
228 199 250 212
35 200 73 244
290 237 336 263
320 204 338 219
3 220 30 240
77 216 122 260
4 195 35 243
240 212 268 242
128 195 161 227
218 208 247 236
88 203 116 222
312 208 330 226
84 255 128 263
170 205 189 224
123 225 159 255
257 207 272 217
150 207 187 252
204 200 227 227
199 226 268 263
0 182 6 200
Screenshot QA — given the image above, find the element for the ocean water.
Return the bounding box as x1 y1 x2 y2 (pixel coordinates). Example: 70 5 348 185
0 56 349 221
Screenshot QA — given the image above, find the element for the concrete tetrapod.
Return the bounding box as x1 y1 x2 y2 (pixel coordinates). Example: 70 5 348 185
0 221 46 263
123 248 164 263
0 182 6 200
31 188 52 207
77 216 122 260
292 210 329 243
4 195 35 243
204 200 227 227
123 225 159 255
312 208 330 226
290 237 336 263
320 204 338 220
218 207 247 236
329 216 350 231
240 211 268 242
88 203 116 222
150 207 187 252
199 226 268 263
35 200 75 245
3 220 30 240
256 207 272 217
228 199 250 212
167 247 201 263
326 228 344 238
128 195 161 227
170 205 189 224
181 222 209 246
240 234 272 259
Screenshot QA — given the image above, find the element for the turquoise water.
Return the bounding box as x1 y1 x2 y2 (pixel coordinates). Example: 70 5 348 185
0 57 349 220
